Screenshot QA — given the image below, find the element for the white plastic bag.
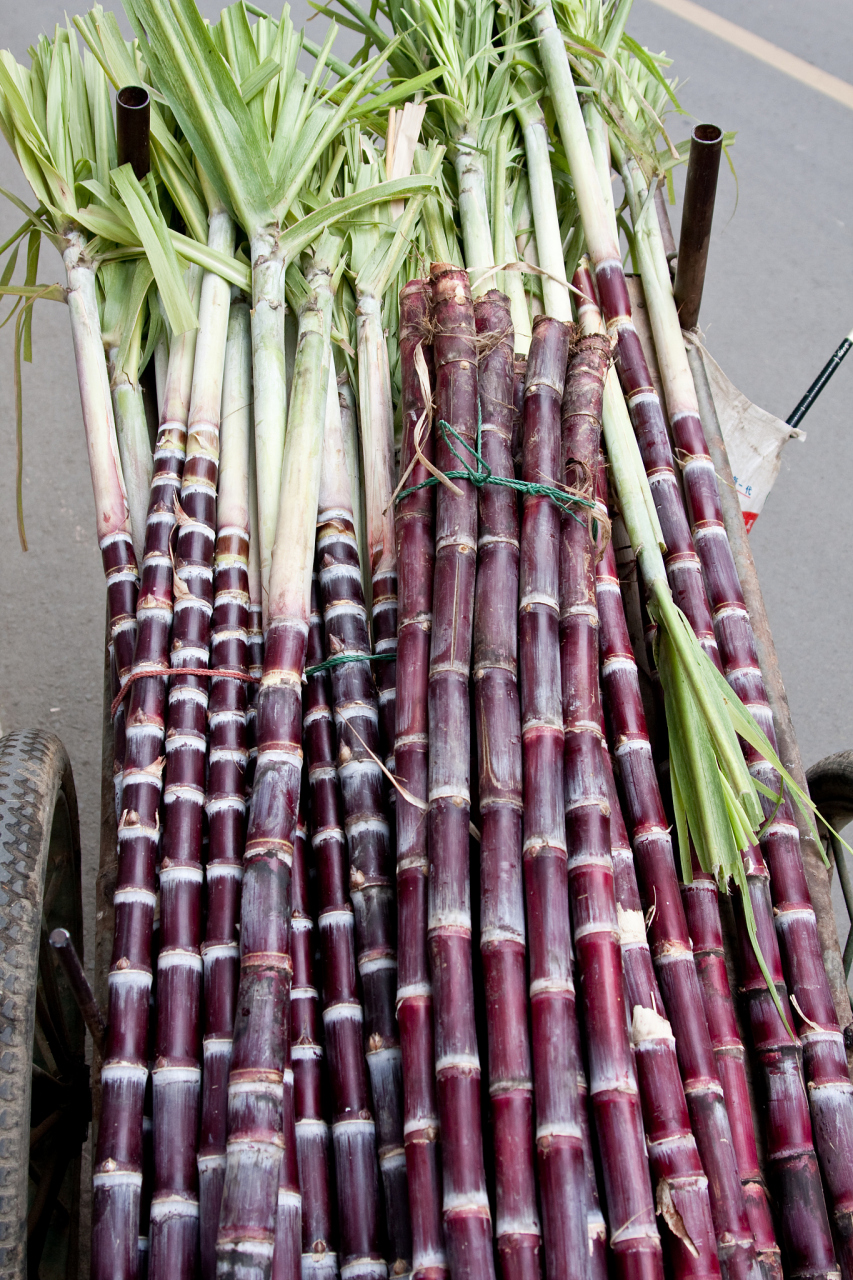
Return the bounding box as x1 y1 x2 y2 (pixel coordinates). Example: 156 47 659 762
690 337 805 532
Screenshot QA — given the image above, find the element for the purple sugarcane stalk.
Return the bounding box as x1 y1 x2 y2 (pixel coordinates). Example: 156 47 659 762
305 580 385 1280
601 744 720 1280
148 213 235 1279
589 248 718 666
511 354 526 477
395 278 447 1280
245 453 263 797
657 290 853 1280
558 329 663 1280
91 267 201 1279
216 253 334 1279
427 263 495 1280
517 314 587 1280
198 292 253 1276
275 807 335 1280
472 291 540 1280
271 959 302 1280
316 366 410 1270
676 853 779 1274
584 240 840 1278
577 259 786 1280
566 341 720 1280
593 459 835 1280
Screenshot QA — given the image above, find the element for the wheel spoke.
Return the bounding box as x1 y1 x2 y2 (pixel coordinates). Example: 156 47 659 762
30 1106 65 1149
27 1125 74 1276
35 987 69 1078
38 924 74 1063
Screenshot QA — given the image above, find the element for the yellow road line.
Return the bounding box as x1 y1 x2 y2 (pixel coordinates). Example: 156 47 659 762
645 0 853 111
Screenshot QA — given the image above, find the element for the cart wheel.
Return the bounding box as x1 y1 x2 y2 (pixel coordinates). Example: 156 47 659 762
0 731 88 1279
807 750 853 988
806 750 853 831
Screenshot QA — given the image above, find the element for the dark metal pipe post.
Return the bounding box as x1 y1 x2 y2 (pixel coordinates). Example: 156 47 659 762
50 927 108 1054
116 85 151 182
674 123 723 330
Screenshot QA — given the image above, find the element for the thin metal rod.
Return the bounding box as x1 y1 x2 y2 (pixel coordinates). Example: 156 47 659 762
116 85 151 181
673 124 723 330
786 328 853 427
49 928 107 1054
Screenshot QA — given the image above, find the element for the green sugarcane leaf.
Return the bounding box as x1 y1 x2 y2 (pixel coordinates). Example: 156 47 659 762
621 34 681 109
664 602 763 830
113 257 154 376
169 230 252 291
75 203 138 247
111 164 197 335
698 647 839 863
669 751 692 885
354 66 445 117
152 143 208 246
139 283 164 375
0 240 20 288
124 0 273 233
240 56 282 103
658 626 735 880
279 173 438 260
22 228 40 362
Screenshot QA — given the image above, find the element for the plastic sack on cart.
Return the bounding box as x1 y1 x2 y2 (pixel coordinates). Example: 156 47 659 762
686 333 805 532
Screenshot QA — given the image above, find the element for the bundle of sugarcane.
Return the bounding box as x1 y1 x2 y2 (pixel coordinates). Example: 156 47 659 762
2 1 852 1279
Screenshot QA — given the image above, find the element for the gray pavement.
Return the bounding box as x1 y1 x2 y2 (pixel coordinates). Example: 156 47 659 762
0 2 851 1261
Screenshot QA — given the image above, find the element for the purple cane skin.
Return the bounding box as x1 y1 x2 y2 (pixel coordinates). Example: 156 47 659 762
593 456 834 1280
512 355 526 477
147 399 221 1277
305 581 385 1280
272 893 306 1280
517 315 587 1280
563 334 720 1280
316 480 410 1271
198 514 250 1276
426 264 495 1280
558 330 663 1280
246 590 264 793
92 368 185 1280
603 744 720 1280
575 260 718 670
659 313 853 1280
472 292 541 1280
215 609 301 1278
395 279 448 1280
586 240 842 1278
274 810 335 1280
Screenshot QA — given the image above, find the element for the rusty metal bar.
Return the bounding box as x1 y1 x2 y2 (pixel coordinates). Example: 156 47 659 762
674 124 723 330
49 927 108 1054
116 85 151 181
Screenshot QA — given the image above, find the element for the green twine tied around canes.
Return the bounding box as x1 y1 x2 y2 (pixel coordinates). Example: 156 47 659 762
304 405 601 684
304 650 395 678
395 401 600 536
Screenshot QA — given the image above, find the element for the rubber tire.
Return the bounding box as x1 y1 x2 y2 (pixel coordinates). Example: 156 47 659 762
0 731 83 1278
806 750 853 832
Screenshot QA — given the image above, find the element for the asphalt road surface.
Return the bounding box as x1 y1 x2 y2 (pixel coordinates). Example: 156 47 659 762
0 1 851 1268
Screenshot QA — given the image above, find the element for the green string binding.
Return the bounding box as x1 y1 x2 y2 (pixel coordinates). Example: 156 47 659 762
304 651 395 679
395 402 598 531
306 406 598 684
